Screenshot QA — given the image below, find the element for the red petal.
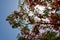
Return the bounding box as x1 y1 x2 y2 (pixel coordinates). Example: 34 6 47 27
29 0 32 2
52 0 58 2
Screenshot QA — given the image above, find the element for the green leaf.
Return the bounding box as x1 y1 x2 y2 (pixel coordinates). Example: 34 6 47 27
43 9 49 16
11 22 21 28
14 10 19 14
22 25 30 31
6 15 14 21
29 17 34 24
18 37 25 40
42 31 57 40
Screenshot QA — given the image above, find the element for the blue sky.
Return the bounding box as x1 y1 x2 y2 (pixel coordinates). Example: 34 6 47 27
0 0 19 40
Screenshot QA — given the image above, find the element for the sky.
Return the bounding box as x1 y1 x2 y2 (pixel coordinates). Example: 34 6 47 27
0 0 20 40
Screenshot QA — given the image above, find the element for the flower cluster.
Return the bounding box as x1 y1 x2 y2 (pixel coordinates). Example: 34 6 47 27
6 0 60 40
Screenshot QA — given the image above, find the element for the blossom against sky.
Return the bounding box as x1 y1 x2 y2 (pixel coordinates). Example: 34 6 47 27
0 0 19 40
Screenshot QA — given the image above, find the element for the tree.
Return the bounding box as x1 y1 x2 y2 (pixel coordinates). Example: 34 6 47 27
6 0 60 40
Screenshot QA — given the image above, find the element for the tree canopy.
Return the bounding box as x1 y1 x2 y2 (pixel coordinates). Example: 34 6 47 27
6 0 60 40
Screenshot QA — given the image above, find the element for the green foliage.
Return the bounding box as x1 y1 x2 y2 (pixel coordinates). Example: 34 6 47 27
6 15 14 21
49 1 53 5
43 8 49 16
6 0 60 40
18 37 26 40
42 31 57 40
6 10 18 21
34 0 37 2
29 17 34 24
14 11 19 14
22 25 30 31
12 23 21 28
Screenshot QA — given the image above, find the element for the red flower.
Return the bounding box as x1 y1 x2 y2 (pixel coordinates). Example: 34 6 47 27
52 0 59 9
57 37 60 40
28 0 33 4
52 0 58 2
